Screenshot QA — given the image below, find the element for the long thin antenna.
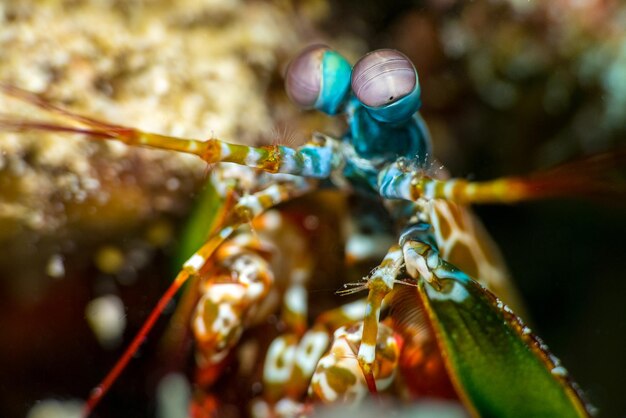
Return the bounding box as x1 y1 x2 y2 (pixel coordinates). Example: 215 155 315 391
82 271 190 417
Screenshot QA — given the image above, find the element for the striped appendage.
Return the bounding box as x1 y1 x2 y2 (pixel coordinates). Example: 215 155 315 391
355 245 404 392
377 156 621 205
378 161 534 204
192 236 275 368
262 327 330 404
257 248 377 412
309 322 399 404
188 206 319 416
257 302 400 417
0 84 339 179
183 179 313 274
84 179 313 416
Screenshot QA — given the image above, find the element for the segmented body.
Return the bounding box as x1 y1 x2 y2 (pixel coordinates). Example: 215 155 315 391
0 45 599 418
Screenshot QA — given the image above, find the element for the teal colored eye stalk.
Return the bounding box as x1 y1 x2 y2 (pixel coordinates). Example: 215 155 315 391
287 47 429 191
285 45 351 115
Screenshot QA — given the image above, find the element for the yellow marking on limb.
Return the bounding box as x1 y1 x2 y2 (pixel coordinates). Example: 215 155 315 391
357 245 403 393
358 245 402 372
259 145 281 173
410 175 534 205
135 131 211 157
361 292 383 350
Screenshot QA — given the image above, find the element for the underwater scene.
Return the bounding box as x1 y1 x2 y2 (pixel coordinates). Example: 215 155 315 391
0 1 624 417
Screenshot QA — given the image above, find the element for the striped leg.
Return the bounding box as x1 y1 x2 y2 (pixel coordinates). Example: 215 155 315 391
189 231 276 418
0 84 341 178
260 299 367 410
256 298 401 417
260 239 319 405
356 245 404 393
158 164 266 362
192 232 276 371
309 321 399 405
189 207 317 417
378 154 623 205
262 326 330 407
309 298 400 406
348 222 451 402
354 224 444 398
83 178 314 416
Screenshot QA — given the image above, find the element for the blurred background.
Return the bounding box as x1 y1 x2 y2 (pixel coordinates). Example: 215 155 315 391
0 0 624 417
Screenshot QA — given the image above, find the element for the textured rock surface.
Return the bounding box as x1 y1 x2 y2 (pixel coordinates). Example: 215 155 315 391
0 0 343 299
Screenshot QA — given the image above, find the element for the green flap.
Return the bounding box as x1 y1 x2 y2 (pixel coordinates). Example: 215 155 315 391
172 180 225 273
419 263 590 418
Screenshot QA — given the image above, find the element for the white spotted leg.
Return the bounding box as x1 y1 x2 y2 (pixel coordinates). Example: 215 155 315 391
83 178 314 417
309 321 400 405
261 239 318 405
258 297 400 415
355 225 443 397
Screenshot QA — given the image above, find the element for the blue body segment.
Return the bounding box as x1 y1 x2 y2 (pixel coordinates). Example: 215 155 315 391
295 142 336 178
309 49 432 194
399 222 438 248
341 98 431 193
377 161 415 201
348 102 427 161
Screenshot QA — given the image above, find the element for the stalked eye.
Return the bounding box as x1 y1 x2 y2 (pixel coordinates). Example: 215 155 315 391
352 49 421 123
352 49 416 107
285 45 327 109
285 45 351 115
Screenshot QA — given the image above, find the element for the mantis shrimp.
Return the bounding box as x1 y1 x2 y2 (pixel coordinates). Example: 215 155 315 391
2 45 615 417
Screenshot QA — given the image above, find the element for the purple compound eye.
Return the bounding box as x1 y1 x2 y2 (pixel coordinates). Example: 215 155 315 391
285 45 329 109
351 49 417 108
